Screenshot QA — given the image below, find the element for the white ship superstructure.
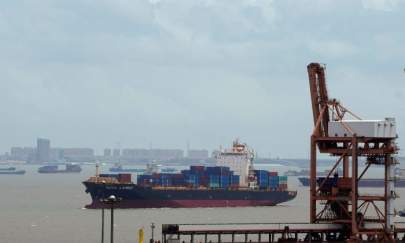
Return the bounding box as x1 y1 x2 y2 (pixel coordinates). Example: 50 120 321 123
215 139 254 187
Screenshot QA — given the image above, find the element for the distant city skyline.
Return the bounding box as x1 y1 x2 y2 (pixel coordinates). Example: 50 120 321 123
5 137 214 162
3 138 216 156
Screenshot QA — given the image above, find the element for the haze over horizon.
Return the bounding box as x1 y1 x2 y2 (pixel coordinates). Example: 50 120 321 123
1 0 404 158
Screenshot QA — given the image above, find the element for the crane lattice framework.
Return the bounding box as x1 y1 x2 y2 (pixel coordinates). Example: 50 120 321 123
307 63 399 242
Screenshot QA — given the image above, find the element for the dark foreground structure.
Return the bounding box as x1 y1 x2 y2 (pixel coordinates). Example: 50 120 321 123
162 223 405 243
298 177 405 188
160 63 405 242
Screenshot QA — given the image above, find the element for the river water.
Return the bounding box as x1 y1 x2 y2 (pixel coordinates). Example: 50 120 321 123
1 163 404 243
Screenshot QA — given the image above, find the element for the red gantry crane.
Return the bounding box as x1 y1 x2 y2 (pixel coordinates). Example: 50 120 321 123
161 63 405 243
307 63 399 242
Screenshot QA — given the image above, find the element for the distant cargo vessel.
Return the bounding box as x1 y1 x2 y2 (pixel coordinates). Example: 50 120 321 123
0 167 17 171
109 164 146 173
109 163 175 174
0 167 26 175
38 164 82 173
83 140 297 209
298 169 405 188
284 169 343 177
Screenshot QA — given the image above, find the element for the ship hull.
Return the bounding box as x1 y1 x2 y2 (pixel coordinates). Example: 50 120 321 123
85 199 279 209
0 170 25 175
83 182 297 209
298 177 405 187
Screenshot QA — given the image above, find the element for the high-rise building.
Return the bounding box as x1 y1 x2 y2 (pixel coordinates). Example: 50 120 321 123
104 148 112 157
62 148 94 162
50 148 64 161
10 147 36 161
113 149 120 157
122 149 148 160
36 138 50 163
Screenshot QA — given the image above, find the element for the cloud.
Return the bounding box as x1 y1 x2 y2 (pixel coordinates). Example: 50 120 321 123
0 0 405 157
151 0 277 43
307 40 357 59
362 0 400 11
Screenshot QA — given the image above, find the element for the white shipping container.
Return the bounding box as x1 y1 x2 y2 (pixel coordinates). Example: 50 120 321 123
328 118 396 138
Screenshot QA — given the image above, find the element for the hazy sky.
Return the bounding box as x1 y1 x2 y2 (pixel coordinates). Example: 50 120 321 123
1 0 404 158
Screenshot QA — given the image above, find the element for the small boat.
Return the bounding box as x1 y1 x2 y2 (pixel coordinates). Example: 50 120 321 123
398 209 405 217
0 167 17 171
284 169 310 176
298 177 405 188
0 169 26 175
38 164 82 173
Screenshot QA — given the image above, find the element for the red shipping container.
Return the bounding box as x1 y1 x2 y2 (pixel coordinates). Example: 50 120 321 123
199 176 209 187
268 172 278 176
197 166 205 171
118 173 132 183
173 174 184 179
279 184 288 190
190 165 205 172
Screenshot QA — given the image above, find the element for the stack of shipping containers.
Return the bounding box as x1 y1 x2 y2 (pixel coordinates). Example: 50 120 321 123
136 166 287 191
268 172 279 190
279 176 288 190
254 170 269 188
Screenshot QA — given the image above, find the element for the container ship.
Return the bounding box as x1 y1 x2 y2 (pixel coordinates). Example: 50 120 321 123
38 164 82 173
83 140 297 209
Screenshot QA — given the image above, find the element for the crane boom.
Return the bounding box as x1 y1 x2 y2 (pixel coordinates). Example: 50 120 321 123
307 63 330 137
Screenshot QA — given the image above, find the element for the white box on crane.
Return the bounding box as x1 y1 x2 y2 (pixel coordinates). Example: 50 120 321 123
328 118 396 138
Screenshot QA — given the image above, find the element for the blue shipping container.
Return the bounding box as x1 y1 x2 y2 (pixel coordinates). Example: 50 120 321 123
172 178 185 186
255 170 269 187
160 178 172 186
254 170 268 177
152 178 161 185
220 176 230 187
258 178 269 187
206 166 231 175
181 170 191 176
269 176 279 188
137 175 152 184
209 182 220 188
209 175 220 183
231 175 240 185
186 175 199 185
